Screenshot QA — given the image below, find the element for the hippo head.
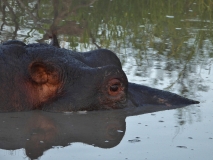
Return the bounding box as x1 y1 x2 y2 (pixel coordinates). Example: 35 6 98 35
25 44 129 112
0 40 199 112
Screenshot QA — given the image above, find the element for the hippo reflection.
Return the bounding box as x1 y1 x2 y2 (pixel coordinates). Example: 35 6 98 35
0 38 199 112
0 110 126 159
0 107 186 159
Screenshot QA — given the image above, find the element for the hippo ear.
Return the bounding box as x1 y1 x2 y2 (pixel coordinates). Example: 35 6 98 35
29 61 60 85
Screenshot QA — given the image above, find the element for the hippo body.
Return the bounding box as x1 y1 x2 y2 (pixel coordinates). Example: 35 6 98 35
0 40 199 112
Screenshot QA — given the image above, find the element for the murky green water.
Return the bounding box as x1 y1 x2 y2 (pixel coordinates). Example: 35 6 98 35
0 1 212 160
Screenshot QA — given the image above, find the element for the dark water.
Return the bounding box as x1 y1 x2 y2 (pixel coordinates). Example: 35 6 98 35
0 1 213 160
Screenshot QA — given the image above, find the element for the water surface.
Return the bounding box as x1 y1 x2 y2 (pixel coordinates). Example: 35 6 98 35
0 1 212 160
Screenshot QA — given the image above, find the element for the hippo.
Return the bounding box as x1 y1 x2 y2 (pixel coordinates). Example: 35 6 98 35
0 37 199 112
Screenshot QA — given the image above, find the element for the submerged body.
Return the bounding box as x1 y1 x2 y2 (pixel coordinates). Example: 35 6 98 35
0 40 199 112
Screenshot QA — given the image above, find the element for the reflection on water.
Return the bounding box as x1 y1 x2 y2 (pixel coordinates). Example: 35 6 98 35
0 104 202 159
0 107 178 159
0 0 212 160
0 110 125 159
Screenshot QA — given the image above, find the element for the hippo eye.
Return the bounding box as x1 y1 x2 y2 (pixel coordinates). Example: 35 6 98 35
110 84 119 92
108 79 124 96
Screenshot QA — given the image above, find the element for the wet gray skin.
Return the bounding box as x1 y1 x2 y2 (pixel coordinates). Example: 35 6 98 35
0 39 199 112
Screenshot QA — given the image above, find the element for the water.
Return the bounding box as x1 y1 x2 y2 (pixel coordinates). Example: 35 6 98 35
0 1 212 160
